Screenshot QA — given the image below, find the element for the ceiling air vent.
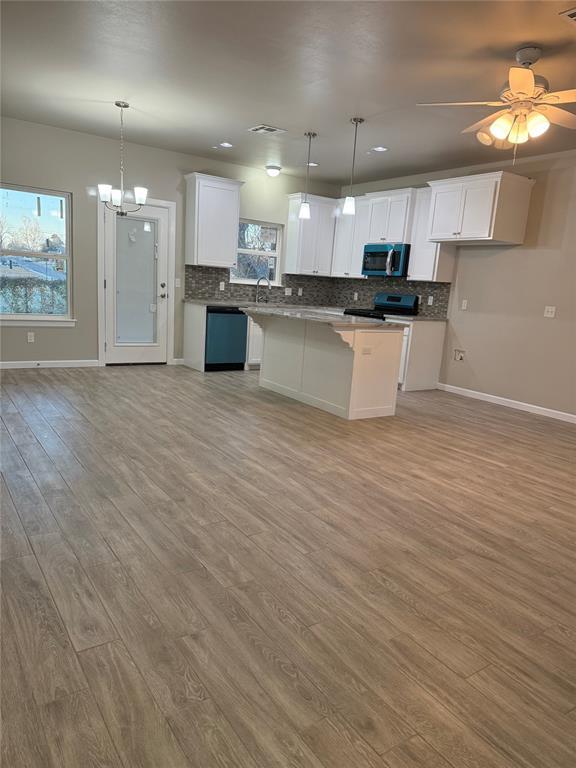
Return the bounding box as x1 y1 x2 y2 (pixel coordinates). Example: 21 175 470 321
248 124 286 135
559 6 576 24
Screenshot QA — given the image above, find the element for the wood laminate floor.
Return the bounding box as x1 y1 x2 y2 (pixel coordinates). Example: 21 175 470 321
1 365 575 768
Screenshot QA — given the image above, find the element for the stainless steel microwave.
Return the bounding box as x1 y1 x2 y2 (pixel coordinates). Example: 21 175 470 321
362 243 410 277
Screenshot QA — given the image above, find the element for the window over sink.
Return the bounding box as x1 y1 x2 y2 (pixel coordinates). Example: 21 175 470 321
230 219 282 285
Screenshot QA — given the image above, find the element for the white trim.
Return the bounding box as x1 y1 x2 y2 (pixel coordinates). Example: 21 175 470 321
97 197 177 365
0 359 101 369
0 317 76 327
436 383 576 424
168 358 184 365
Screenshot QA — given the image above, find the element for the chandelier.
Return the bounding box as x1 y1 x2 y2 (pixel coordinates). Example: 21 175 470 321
98 101 148 216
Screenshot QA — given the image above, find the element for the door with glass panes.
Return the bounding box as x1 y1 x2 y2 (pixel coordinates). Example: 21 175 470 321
104 205 168 363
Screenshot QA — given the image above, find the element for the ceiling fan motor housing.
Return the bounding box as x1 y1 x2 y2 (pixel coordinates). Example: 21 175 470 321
515 46 542 67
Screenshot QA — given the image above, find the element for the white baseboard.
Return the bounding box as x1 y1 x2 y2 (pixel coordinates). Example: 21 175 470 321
168 358 185 366
437 383 576 424
0 359 102 370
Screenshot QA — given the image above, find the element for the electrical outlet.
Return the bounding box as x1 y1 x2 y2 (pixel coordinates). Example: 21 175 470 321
461 299 468 311
454 349 465 362
353 292 358 301
27 331 35 343
297 287 303 297
174 278 181 288
544 305 556 318
427 295 434 306
284 287 292 297
219 281 225 292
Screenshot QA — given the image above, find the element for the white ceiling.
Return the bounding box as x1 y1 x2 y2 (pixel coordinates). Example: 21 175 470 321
2 1 576 183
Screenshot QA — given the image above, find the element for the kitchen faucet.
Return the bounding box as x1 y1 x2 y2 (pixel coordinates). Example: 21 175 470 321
255 276 271 303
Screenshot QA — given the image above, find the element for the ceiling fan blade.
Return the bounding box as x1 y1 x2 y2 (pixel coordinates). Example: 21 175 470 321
461 108 511 134
536 104 576 129
538 89 576 105
508 66 535 97
418 101 504 107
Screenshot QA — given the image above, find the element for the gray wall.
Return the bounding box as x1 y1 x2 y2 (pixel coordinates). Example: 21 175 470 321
348 150 576 415
0 117 339 362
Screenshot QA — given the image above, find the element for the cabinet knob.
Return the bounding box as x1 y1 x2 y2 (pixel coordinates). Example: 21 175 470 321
380 237 387 241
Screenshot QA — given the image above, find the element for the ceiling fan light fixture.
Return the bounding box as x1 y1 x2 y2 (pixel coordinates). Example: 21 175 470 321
476 130 494 146
508 115 529 144
490 113 515 140
526 111 550 137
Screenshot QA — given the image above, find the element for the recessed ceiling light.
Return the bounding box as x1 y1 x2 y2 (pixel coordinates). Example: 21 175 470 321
265 165 282 177
219 141 233 148
308 162 319 167
371 146 388 152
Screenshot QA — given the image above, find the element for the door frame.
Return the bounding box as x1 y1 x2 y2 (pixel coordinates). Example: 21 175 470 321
97 198 176 365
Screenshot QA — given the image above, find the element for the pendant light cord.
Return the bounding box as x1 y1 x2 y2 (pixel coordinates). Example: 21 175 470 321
119 105 125 211
348 117 364 195
303 132 316 203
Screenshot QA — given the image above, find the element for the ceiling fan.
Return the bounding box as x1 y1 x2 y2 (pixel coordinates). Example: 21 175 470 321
419 46 576 149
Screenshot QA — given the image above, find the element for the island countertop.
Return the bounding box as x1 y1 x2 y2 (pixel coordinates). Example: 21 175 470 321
240 305 406 330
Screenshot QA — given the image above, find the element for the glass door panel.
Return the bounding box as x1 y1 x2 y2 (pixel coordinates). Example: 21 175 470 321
115 217 157 344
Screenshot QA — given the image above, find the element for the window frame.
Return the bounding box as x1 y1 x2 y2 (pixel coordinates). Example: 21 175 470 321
230 218 283 287
0 183 74 325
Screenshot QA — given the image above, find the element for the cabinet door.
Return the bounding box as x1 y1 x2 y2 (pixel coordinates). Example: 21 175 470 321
331 205 354 277
298 209 319 275
387 193 411 242
368 197 391 242
407 188 438 281
315 203 335 276
197 180 240 267
428 185 464 240
350 200 371 277
459 179 497 239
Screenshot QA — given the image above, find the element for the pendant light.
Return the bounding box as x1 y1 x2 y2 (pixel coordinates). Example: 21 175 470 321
98 101 148 216
343 117 364 216
299 131 317 220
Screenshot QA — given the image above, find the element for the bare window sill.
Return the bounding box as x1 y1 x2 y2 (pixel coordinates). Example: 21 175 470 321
0 317 77 327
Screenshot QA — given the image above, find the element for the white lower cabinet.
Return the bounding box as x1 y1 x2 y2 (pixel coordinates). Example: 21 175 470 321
388 319 447 391
246 317 263 367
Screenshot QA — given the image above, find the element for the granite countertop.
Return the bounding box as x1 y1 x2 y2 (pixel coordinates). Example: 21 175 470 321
241 305 406 330
183 298 446 321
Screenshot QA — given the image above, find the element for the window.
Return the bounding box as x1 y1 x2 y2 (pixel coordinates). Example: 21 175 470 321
230 219 281 285
0 185 72 319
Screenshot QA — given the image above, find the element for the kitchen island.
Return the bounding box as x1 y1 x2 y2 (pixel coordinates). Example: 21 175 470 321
241 306 405 419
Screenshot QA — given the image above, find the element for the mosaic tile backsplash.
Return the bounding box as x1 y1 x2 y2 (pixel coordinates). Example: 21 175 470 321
185 266 451 318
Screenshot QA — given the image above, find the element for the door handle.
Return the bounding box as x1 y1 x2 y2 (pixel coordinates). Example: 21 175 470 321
160 282 166 288
385 250 394 276
159 293 167 299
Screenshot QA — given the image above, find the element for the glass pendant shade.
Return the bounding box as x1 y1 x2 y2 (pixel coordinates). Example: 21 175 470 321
526 111 550 138
98 184 112 202
476 130 493 146
299 201 311 220
134 187 148 205
490 113 515 140
342 196 356 215
111 189 123 206
508 116 529 144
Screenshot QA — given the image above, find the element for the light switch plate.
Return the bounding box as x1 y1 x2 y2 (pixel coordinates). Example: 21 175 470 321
27 331 35 343
461 299 468 311
285 287 293 297
174 278 181 288
544 305 556 318
427 295 434 306
297 287 303 297
353 292 358 301
219 281 225 292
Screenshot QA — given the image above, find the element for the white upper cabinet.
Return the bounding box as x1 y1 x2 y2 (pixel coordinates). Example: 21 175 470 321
427 171 534 244
185 173 244 267
331 198 370 278
367 189 415 243
284 194 337 276
407 187 456 282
